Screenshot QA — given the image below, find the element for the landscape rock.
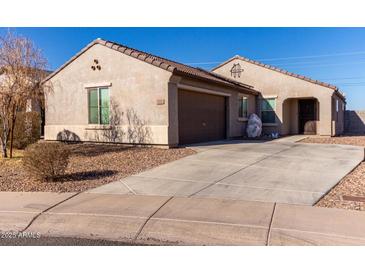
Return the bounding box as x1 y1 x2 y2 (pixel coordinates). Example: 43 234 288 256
246 113 262 138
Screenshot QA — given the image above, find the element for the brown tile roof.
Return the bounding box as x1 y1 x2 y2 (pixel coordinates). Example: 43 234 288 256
212 55 346 100
43 39 258 95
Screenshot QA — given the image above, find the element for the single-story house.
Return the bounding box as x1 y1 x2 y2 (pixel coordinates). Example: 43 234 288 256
43 38 346 147
212 56 346 136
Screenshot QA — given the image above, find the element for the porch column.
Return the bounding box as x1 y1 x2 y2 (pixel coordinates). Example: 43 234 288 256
276 97 284 134
318 97 332 136
167 76 181 147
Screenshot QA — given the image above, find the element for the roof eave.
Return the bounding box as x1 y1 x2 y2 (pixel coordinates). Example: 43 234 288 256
42 38 179 84
334 89 346 101
42 38 258 95
211 55 239 72
234 55 343 92
212 55 346 97
42 40 100 84
173 69 259 95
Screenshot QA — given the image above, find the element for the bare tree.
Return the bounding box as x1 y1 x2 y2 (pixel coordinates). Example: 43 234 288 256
0 31 48 158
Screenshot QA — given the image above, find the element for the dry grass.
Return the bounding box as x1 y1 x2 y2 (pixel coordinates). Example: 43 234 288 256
301 136 365 211
0 143 195 192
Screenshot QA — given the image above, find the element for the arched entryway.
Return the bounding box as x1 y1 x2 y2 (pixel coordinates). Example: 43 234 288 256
282 97 319 135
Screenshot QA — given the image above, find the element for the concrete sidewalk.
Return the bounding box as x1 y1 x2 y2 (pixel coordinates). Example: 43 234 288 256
1 192 365 245
0 192 76 232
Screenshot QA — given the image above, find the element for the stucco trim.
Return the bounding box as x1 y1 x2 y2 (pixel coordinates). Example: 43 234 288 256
45 124 169 145
85 125 113 130
238 93 248 98
177 83 231 97
84 82 112 88
262 95 278 99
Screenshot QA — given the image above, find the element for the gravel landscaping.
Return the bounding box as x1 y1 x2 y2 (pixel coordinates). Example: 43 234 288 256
301 136 365 211
0 143 195 192
300 135 365 147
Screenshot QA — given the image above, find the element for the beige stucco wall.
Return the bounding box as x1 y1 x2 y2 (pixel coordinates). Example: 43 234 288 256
213 58 344 136
45 43 172 145
282 98 299 135
45 44 257 146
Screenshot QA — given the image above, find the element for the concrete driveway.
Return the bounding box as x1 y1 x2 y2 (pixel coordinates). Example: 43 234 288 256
90 137 364 205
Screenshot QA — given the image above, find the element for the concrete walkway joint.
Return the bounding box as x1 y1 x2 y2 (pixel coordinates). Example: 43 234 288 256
133 196 174 241
20 192 82 233
266 203 277 246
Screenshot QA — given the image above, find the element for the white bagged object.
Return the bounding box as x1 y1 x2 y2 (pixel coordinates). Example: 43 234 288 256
246 113 262 138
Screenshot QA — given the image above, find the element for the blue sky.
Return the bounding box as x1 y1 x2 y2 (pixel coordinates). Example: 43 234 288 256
1 27 364 110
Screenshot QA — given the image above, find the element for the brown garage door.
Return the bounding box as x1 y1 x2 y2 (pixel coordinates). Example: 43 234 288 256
178 90 226 145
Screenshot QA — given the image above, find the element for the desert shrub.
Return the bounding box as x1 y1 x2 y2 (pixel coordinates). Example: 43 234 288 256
23 142 71 181
13 111 41 149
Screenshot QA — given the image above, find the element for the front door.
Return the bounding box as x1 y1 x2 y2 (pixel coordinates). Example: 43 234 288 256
298 99 317 134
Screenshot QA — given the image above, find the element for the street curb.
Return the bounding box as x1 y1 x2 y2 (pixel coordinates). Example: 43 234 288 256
2 193 365 245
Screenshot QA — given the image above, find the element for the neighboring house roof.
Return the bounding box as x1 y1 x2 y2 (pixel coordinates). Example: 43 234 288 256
0 66 52 78
43 39 258 95
212 55 346 101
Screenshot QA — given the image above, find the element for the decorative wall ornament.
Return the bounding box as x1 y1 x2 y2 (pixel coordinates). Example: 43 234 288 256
230 63 244 78
91 59 101 71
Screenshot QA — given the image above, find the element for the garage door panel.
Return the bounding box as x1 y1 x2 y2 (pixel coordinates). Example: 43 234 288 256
178 90 226 145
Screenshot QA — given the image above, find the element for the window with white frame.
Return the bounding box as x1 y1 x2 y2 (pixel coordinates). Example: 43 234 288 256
261 98 276 124
238 96 248 118
88 87 110 124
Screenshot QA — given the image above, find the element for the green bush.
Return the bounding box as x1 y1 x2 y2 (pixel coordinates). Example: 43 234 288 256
13 111 41 149
23 142 71 182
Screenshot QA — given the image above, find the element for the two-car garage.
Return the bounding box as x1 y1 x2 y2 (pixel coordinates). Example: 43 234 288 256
178 89 227 145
